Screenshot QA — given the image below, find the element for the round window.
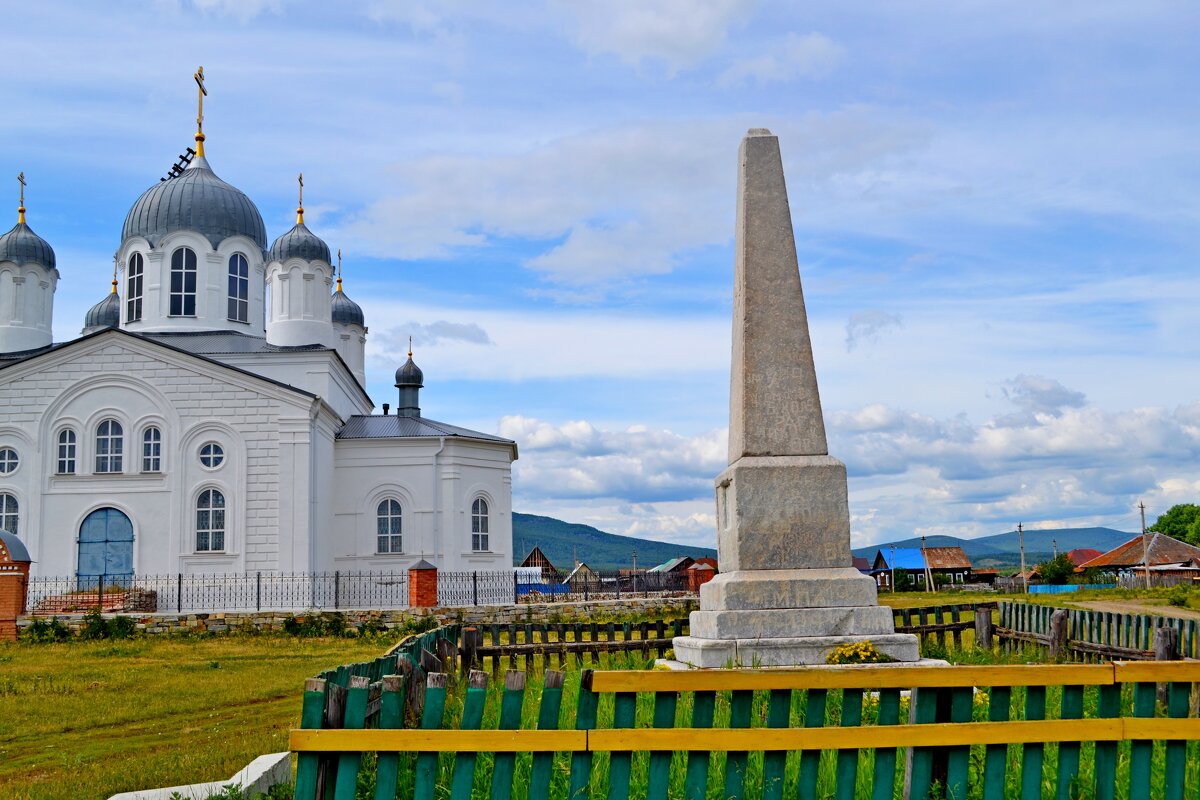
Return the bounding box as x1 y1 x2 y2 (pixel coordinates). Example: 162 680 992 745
199 442 224 469
0 448 18 474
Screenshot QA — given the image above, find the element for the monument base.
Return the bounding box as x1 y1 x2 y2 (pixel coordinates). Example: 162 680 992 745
673 631 921 668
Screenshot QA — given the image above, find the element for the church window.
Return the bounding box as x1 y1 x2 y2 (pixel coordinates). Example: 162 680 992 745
142 427 162 472
0 493 16 535
228 253 249 323
169 247 197 316
376 499 402 553
471 498 489 551
199 442 224 469
95 420 123 473
0 448 17 474
195 488 225 552
127 253 144 322
57 430 76 474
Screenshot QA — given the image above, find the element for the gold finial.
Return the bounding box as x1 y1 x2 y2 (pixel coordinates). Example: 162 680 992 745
336 248 342 291
111 260 118 294
16 172 25 224
297 172 304 225
408 335 413 359
194 66 208 157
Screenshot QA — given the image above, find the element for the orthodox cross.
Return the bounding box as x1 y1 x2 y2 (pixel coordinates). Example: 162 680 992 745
194 67 207 155
336 248 343 290
16 172 25 223
297 173 305 224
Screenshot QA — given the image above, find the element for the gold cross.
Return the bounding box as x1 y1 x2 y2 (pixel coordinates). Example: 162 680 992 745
408 335 413 358
194 67 207 155
16 172 25 223
296 172 305 224
336 248 343 290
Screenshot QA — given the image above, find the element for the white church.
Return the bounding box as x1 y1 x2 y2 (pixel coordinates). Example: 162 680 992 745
0 74 516 582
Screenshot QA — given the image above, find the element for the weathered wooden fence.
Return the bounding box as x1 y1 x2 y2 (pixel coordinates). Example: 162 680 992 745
460 619 688 674
291 661 1200 800
997 601 1197 661
891 602 996 649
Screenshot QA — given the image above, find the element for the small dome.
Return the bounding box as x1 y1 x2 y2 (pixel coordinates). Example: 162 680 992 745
0 221 55 270
122 155 267 250
83 290 120 334
331 289 365 327
395 355 423 387
269 221 331 264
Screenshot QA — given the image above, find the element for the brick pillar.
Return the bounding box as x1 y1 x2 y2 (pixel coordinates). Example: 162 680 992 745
0 532 32 642
408 559 438 608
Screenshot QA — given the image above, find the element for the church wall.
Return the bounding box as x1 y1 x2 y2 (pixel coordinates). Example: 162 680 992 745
330 437 513 572
0 262 56 352
216 351 371 420
0 334 319 578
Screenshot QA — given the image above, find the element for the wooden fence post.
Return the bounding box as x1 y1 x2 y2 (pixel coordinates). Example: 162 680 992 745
1154 626 1180 661
1048 609 1069 661
975 609 994 651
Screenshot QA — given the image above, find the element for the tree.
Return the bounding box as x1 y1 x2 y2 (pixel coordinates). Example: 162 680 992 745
1149 504 1200 545
1036 553 1077 585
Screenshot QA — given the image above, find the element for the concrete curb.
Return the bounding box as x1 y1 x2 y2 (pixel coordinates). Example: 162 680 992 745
107 751 291 800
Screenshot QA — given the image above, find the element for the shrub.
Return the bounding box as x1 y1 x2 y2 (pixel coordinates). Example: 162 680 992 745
20 616 71 643
78 608 139 640
1168 585 1189 607
825 640 896 665
282 612 348 637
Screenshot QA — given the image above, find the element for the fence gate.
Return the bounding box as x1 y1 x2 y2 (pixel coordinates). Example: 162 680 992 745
76 507 134 588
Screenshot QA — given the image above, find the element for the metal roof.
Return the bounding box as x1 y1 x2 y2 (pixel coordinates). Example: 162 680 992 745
83 292 120 334
137 330 327 355
331 290 365 327
122 155 267 250
0 221 55 270
0 530 30 562
922 546 972 570
1078 532 1200 569
269 222 331 264
336 414 514 445
395 356 423 387
874 547 926 571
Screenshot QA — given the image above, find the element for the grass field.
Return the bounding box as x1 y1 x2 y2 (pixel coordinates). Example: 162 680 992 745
0 635 388 800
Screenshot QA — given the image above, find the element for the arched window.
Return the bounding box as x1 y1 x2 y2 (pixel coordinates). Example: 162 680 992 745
142 427 162 472
376 499 402 553
471 498 489 552
127 253 144 322
169 247 197 316
0 448 17 474
0 493 16 534
95 420 123 473
227 253 249 323
196 488 225 552
57 429 76 474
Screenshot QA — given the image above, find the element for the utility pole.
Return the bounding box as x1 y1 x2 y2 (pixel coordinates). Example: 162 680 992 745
632 548 638 572
1018 522 1028 594
921 534 934 593
890 544 896 593
1140 502 1151 590
1052 538 1058 558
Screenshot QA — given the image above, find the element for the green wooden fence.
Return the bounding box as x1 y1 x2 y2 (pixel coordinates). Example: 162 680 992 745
292 661 1200 800
999 601 1197 660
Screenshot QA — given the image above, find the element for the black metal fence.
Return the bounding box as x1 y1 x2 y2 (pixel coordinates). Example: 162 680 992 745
26 568 694 614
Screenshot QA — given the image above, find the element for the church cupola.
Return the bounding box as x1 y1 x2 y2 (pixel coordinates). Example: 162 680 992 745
0 173 58 353
265 173 334 348
330 249 367 387
83 269 121 335
118 68 267 335
394 343 424 418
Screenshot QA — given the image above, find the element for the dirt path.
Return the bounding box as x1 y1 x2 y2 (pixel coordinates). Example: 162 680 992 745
1072 598 1200 621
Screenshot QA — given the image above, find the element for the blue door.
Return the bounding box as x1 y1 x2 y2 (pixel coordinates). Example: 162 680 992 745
77 508 134 586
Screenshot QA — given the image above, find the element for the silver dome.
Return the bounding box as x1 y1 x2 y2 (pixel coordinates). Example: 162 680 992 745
269 222 331 264
331 289 365 327
122 155 267 250
83 290 121 334
0 221 55 270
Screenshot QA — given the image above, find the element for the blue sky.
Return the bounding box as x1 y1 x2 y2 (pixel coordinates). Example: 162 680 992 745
5 1 1200 549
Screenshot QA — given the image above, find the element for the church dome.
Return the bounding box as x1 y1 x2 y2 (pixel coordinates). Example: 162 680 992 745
83 289 120 334
122 155 267 250
395 355 423 387
0 221 55 270
269 222 331 264
331 288 364 327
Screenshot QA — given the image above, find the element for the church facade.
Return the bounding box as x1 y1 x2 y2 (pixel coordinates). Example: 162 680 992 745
0 92 516 581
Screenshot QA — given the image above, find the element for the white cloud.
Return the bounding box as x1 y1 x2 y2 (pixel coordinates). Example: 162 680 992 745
845 310 902 352
186 0 283 21
1001 374 1087 417
718 32 845 85
377 321 493 350
557 0 756 72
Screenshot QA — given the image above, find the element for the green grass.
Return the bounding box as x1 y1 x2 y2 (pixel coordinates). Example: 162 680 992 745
0 635 389 800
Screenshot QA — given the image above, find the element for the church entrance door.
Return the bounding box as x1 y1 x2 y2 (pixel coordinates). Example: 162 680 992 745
77 508 134 587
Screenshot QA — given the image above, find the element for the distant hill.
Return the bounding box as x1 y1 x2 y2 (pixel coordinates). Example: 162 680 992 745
512 513 717 571
852 527 1136 570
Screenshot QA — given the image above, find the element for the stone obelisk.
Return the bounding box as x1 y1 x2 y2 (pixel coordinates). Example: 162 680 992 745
673 129 919 667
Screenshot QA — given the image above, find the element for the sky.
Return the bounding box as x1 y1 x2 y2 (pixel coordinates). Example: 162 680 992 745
3 1 1200 551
